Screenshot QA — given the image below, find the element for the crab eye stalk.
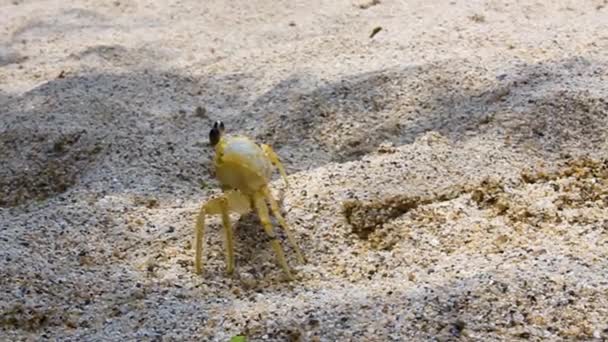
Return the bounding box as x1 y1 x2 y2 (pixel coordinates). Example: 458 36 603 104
209 120 225 146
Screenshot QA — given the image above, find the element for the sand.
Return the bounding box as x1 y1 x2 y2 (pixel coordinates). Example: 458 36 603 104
1 0 608 340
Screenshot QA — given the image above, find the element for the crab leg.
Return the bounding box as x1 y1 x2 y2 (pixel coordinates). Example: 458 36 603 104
195 191 252 275
252 192 294 280
194 208 204 274
194 200 216 274
219 199 235 274
263 187 306 264
261 144 289 189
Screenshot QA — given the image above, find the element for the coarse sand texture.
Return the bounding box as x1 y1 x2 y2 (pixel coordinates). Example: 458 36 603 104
1 0 608 340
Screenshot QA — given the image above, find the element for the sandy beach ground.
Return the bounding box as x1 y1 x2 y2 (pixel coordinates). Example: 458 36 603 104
1 0 608 340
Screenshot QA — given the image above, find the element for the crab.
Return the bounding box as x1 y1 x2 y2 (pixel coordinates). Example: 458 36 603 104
194 121 306 280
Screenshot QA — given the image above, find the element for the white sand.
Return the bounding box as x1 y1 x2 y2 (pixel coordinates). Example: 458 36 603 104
1 0 608 340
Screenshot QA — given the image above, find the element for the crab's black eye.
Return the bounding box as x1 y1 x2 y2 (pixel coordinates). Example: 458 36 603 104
209 121 225 146
209 127 221 146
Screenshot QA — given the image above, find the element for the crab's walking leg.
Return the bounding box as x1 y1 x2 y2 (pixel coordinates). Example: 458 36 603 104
219 199 235 274
194 197 225 274
194 192 251 276
261 144 289 189
263 187 306 264
252 192 294 280
194 204 208 274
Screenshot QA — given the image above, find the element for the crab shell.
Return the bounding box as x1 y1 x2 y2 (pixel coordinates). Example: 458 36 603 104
214 135 274 195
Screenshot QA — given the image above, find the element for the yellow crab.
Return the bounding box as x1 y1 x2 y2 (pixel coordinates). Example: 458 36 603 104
194 121 306 280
